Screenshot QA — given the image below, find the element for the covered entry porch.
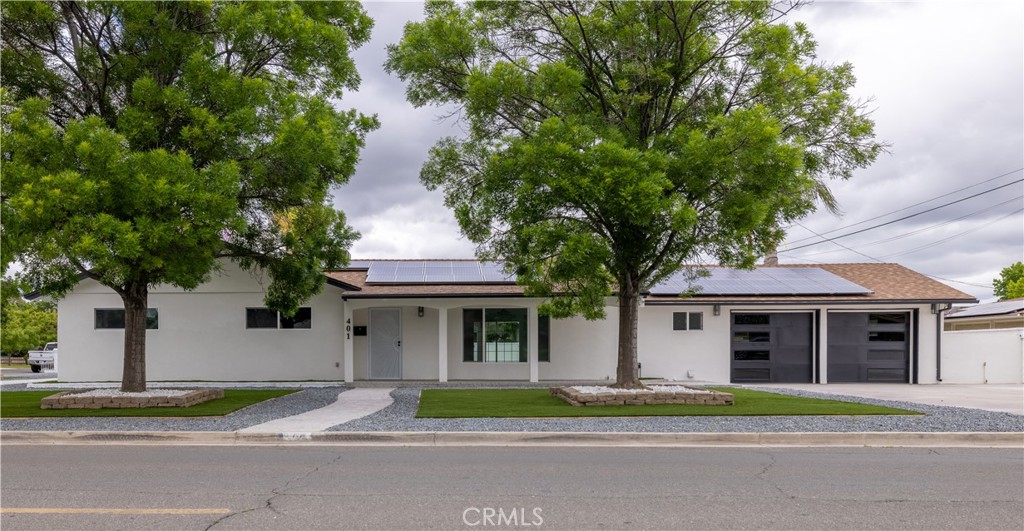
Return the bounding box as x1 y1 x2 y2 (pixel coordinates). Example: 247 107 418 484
341 298 584 383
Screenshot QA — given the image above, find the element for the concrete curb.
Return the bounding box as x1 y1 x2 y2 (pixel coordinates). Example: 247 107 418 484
2 430 1021 448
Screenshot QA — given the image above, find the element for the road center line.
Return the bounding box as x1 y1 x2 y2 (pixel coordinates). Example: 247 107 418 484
1 508 232 515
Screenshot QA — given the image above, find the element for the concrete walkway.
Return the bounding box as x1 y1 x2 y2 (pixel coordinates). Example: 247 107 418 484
756 383 1024 415
238 388 394 433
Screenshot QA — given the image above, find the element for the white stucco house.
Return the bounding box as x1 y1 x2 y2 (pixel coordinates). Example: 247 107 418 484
55 259 978 385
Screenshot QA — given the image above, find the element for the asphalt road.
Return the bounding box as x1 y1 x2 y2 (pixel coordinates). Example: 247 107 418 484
1 446 1021 530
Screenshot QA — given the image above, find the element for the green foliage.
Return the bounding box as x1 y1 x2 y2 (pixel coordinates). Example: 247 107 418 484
1 277 56 355
0 389 295 418
993 261 1024 301
415 388 918 418
1 1 377 388
387 1 882 385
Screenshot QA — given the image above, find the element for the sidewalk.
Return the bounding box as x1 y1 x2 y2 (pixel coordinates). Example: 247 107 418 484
238 388 394 433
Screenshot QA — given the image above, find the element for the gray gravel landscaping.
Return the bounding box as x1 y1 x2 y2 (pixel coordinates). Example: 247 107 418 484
328 386 1024 433
3 384 1022 433
0 386 345 432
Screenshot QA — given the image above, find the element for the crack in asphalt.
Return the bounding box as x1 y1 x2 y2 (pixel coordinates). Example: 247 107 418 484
204 451 346 530
755 451 790 499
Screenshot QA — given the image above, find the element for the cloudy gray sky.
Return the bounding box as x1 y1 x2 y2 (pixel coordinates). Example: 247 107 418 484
334 0 1024 303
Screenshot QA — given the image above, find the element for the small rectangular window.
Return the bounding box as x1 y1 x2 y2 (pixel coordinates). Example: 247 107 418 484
869 331 905 342
280 307 312 329
247 307 312 329
734 350 770 361
869 313 907 325
145 308 159 330
734 313 770 325
246 308 278 329
95 308 159 330
734 331 771 343
95 309 125 329
673 312 703 331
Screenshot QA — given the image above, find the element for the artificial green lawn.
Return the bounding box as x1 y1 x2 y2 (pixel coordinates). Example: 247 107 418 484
416 387 920 418
0 389 296 418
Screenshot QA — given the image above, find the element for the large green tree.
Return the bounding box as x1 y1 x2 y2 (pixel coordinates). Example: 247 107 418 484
1 276 57 356
993 261 1024 301
1 1 376 391
387 0 882 387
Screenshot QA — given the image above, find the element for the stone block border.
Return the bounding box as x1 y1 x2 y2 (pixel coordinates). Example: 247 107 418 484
40 388 225 409
550 386 734 407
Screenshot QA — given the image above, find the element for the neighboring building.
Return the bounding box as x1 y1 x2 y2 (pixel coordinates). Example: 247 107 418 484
944 298 1024 331
55 259 976 385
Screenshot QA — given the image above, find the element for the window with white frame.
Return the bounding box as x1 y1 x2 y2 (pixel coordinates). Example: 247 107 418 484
672 311 703 331
246 307 312 329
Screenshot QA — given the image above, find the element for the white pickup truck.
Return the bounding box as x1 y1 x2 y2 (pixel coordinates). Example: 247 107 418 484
27 342 58 373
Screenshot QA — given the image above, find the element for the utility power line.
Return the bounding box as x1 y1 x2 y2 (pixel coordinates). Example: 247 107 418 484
876 208 1023 260
782 178 1023 252
785 167 1023 246
786 195 1023 258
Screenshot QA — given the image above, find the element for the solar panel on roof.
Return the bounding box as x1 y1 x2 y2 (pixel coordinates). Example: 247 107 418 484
362 261 516 284
360 261 869 293
649 267 871 296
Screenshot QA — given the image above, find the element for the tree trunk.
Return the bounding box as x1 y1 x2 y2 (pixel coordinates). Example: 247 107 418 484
614 281 643 389
120 281 148 392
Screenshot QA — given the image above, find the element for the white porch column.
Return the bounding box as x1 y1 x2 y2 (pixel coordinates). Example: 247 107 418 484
528 305 539 383
818 309 828 384
438 307 448 382
343 301 354 383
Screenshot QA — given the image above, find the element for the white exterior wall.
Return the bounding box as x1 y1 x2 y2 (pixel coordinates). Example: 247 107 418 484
58 263 346 382
941 328 1024 384
541 309 618 381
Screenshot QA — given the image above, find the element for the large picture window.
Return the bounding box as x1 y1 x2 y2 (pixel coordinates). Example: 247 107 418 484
95 308 159 330
465 308 555 363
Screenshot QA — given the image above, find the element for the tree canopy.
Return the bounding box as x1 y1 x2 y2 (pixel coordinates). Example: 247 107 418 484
1 1 376 390
387 0 883 387
993 261 1024 301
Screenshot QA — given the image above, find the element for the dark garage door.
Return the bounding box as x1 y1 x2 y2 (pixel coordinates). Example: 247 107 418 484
827 312 910 383
731 313 813 383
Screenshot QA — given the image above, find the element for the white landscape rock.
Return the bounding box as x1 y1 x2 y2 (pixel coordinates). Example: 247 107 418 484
69 388 193 398
570 385 710 395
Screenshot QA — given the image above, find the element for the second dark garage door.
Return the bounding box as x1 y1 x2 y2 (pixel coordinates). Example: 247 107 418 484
827 312 910 383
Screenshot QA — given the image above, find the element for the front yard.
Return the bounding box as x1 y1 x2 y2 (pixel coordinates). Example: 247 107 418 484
416 387 920 418
0 389 296 418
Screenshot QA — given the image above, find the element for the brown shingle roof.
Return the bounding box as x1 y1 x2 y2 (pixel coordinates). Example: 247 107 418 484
326 262 976 303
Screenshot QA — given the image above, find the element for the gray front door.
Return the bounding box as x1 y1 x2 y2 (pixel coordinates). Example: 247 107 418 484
828 312 909 383
369 308 402 379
